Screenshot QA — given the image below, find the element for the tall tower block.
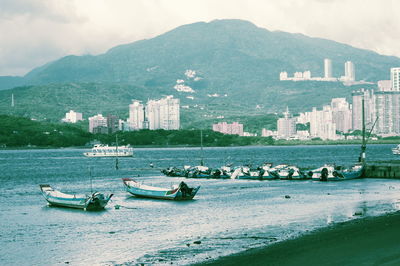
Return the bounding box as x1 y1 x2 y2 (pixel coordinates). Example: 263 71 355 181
324 59 332 78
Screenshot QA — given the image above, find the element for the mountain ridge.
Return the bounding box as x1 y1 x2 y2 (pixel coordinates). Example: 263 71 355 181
0 19 398 128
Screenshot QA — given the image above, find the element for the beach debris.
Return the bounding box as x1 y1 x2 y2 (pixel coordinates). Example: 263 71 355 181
285 195 291 199
186 243 190 247
193 240 202 244
354 211 363 216
109 231 116 234
114 205 120 209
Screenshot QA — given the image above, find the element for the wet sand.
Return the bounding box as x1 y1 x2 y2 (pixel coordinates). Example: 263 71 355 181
199 211 400 266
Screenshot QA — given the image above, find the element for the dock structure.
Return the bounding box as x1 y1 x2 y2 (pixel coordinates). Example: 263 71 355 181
364 161 400 179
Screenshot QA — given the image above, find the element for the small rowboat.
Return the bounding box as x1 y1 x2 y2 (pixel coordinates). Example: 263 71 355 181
122 178 200 200
39 184 113 210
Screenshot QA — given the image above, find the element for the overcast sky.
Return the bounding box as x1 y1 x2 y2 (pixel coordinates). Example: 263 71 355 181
1 0 400 76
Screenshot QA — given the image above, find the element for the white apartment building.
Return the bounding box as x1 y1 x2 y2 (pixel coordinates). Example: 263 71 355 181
129 96 180 131
62 110 83 123
128 100 145 130
374 69 400 135
324 58 332 78
344 61 355 81
390 67 400 91
88 114 107 133
280 71 288 80
212 122 244 136
352 89 375 131
277 107 296 139
157 96 180 130
309 106 338 140
375 91 400 135
331 98 352 133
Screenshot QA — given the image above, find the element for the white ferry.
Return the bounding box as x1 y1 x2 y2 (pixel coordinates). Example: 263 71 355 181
83 144 134 157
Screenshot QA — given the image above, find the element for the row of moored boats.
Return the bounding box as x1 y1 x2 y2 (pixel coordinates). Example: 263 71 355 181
161 162 364 181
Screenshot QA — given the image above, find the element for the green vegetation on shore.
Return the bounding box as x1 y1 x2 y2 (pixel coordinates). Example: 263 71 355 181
0 115 92 147
1 115 399 148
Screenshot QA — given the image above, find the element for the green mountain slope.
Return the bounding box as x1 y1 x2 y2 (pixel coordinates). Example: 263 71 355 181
0 19 397 129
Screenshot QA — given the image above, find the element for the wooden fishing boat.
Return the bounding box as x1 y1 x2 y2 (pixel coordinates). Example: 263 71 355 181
39 184 113 210
122 178 200 200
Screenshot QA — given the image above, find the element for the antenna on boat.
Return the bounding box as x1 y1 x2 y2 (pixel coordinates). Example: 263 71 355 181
200 129 204 166
115 134 119 170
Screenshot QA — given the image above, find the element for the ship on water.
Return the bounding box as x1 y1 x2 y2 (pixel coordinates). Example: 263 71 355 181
83 144 133 157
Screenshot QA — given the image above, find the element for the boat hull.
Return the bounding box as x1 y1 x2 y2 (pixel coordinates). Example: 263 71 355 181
83 152 133 157
40 185 112 210
122 178 200 200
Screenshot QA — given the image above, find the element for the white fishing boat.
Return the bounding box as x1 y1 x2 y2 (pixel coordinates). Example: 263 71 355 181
392 144 400 155
122 178 200 200
39 185 113 210
83 144 133 157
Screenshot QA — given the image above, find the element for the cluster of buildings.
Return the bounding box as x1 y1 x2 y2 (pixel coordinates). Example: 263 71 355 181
268 67 400 140
61 96 180 133
279 58 355 83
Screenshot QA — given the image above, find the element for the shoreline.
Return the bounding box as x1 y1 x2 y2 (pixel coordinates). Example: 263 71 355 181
0 142 397 150
197 211 400 266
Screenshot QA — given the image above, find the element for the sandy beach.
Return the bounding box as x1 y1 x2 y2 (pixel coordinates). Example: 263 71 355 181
199 211 400 266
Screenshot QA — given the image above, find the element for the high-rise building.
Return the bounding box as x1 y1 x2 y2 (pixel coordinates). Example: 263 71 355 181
107 114 119 134
88 114 107 133
375 91 400 135
128 96 180 131
331 98 352 133
324 59 332 78
277 107 296 139
309 106 338 140
344 61 355 81
390 67 400 91
128 100 144 130
352 89 375 131
62 110 83 123
158 96 180 130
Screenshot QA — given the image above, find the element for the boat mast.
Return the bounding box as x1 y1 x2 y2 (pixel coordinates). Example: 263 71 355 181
360 96 366 164
115 134 119 170
200 130 204 166
89 166 93 194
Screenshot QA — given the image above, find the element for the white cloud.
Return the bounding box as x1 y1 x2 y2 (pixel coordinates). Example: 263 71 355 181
0 0 400 76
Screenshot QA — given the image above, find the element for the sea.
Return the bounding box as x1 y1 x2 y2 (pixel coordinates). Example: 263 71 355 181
1 144 400 265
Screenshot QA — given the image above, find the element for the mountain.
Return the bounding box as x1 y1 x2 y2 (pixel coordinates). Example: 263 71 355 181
0 19 399 128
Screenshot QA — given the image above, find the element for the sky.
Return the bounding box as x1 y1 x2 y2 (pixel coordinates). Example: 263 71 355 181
1 0 400 76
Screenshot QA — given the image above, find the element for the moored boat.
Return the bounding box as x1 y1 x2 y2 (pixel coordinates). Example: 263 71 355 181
392 144 400 155
39 184 113 210
272 165 308 180
309 163 364 181
83 144 133 157
122 178 200 200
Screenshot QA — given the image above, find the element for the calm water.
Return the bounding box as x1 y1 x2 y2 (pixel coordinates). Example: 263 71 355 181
1 144 400 265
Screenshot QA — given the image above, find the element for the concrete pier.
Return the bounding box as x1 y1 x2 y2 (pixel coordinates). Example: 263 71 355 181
365 161 400 179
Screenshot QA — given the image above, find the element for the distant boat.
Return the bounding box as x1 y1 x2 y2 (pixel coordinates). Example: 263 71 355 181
392 145 400 155
122 178 200 200
83 144 133 157
39 184 113 210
